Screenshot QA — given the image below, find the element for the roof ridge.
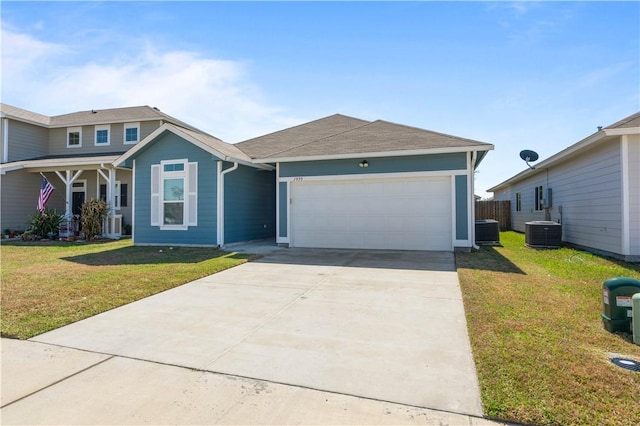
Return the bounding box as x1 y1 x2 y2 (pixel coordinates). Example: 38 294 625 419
250 116 374 159
236 114 367 145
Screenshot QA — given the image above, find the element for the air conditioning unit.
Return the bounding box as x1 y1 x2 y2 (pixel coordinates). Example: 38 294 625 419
475 220 500 245
525 221 562 249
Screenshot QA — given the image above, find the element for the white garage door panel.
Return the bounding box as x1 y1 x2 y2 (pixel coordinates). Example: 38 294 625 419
291 176 453 251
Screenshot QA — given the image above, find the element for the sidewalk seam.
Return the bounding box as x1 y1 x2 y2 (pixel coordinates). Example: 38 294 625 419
0 355 115 409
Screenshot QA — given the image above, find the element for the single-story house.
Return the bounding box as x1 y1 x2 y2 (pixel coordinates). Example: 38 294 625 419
233 114 493 251
489 112 639 262
2 103 493 251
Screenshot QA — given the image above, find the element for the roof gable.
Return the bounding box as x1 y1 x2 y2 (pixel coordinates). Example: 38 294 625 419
113 123 269 169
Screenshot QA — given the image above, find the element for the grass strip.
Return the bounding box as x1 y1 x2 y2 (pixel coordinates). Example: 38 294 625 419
457 232 640 426
1 239 252 339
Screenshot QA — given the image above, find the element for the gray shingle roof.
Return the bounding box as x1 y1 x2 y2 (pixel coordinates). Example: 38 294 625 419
235 114 370 158
605 111 640 129
236 114 491 160
1 104 203 133
0 103 51 125
178 126 251 162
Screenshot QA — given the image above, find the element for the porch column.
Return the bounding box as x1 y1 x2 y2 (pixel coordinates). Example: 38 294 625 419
97 167 116 215
55 170 84 218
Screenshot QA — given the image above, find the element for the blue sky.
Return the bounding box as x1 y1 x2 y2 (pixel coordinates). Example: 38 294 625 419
2 1 638 197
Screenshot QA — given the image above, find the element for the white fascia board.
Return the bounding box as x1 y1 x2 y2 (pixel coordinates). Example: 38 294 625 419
0 163 25 174
604 127 640 136
488 131 609 192
1 114 50 127
3 156 120 173
253 145 494 164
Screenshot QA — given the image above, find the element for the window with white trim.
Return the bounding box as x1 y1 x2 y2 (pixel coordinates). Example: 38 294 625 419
67 127 82 147
100 182 128 209
95 125 110 145
534 186 544 211
123 122 140 144
515 192 522 212
150 160 197 230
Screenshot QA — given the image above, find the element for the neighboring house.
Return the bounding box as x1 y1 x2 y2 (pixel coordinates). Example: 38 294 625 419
2 104 494 252
489 112 640 262
0 103 201 236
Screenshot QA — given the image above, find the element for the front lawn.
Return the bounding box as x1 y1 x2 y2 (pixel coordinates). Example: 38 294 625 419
0 239 253 339
457 232 640 426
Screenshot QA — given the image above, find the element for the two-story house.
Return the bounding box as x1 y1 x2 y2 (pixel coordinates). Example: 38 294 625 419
0 104 202 235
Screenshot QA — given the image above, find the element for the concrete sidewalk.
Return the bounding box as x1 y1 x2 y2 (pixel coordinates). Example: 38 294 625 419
1 339 506 425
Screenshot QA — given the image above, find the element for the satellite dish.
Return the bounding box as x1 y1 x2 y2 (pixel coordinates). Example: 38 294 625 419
519 149 539 170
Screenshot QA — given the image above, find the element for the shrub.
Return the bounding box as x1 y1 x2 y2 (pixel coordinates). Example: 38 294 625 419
29 209 63 238
80 199 108 240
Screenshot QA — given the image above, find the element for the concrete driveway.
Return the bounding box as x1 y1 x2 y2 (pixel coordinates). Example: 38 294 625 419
5 247 488 424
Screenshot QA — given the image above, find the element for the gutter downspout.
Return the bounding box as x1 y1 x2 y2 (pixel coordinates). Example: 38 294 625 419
216 160 238 247
470 151 479 250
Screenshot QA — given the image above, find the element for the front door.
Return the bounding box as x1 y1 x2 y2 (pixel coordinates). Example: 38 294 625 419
72 192 85 215
71 180 87 215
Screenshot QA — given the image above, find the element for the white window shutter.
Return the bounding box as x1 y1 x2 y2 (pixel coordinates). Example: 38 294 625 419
187 162 198 226
150 164 161 226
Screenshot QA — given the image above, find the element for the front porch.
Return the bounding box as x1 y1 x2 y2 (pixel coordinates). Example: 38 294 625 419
0 154 131 239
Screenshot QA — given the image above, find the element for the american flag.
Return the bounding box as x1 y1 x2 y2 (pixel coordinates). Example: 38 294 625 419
38 176 55 212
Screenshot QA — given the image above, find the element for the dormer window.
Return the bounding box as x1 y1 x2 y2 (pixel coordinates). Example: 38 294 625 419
95 125 110 146
67 127 82 148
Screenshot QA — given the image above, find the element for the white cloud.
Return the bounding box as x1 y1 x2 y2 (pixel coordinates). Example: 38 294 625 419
1 26 301 142
579 62 633 87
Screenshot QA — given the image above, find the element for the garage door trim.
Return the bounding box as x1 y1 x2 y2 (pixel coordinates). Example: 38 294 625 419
287 171 460 251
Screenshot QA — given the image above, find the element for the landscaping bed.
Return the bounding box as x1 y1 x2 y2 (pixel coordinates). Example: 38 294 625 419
457 231 640 426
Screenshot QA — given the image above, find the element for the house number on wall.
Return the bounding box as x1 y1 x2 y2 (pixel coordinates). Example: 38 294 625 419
293 177 304 181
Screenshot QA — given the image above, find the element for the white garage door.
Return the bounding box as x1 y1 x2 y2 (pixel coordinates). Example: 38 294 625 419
290 176 452 251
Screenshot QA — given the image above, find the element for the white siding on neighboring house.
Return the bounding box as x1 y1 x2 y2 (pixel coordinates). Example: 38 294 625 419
495 138 625 256
627 134 640 255
548 139 622 254
496 176 546 232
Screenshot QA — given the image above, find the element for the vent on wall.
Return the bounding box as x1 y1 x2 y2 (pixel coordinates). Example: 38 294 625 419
525 221 562 249
475 220 500 245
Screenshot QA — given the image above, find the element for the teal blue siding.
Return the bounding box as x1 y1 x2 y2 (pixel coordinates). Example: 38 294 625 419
279 182 288 238
279 153 466 177
132 131 218 245
224 165 275 244
455 175 468 240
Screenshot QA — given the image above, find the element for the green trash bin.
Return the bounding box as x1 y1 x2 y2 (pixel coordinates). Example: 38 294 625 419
601 277 640 332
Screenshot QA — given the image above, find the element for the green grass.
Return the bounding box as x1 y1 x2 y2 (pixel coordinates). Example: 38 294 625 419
457 232 640 426
1 239 253 339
